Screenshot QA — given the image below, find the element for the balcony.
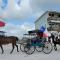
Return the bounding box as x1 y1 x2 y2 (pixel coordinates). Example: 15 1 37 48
47 15 60 31
47 17 60 21
47 17 60 24
49 20 60 24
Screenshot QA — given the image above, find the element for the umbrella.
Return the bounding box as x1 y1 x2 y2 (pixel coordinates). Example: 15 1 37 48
0 21 5 27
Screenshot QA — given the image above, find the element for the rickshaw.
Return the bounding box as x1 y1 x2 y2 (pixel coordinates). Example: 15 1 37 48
20 30 53 55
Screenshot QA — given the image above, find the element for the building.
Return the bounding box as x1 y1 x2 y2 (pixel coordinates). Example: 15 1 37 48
35 11 60 32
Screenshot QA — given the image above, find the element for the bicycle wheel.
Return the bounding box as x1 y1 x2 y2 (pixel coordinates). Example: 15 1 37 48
36 46 43 52
43 42 53 54
24 44 35 55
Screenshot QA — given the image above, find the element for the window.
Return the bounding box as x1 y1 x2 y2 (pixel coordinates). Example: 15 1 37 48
49 13 54 17
58 15 60 17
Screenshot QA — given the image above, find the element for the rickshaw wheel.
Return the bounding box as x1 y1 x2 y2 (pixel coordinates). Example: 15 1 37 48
20 37 29 52
42 41 53 54
20 44 26 52
24 44 35 55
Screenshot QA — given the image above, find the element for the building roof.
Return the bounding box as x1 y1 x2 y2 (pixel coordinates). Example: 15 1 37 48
35 11 60 23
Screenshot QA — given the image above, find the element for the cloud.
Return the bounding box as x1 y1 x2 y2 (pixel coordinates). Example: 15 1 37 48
20 23 35 31
0 0 60 21
0 22 35 38
0 0 60 39
0 0 33 19
0 0 44 20
0 0 2 6
29 0 60 11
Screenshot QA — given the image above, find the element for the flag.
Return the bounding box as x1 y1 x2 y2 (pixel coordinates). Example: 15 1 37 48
39 26 51 38
43 29 51 38
40 26 45 32
0 21 5 27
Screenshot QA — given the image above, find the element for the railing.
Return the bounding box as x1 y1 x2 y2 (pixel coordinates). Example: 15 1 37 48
47 17 60 21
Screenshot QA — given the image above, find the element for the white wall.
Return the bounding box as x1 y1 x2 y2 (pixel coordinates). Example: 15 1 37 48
35 12 49 29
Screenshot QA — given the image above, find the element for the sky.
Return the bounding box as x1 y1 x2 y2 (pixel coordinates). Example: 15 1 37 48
0 0 60 38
